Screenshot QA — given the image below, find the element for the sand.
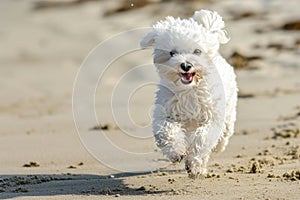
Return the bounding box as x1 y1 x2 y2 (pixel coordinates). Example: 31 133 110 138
0 0 300 199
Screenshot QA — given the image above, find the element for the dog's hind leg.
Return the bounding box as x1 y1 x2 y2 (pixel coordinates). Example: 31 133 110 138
214 120 235 152
214 101 237 152
214 131 231 152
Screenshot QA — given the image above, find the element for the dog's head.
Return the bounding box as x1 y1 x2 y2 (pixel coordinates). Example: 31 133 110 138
140 10 229 89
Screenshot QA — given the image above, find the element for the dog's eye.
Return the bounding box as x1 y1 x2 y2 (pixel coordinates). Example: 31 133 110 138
170 50 178 57
193 49 202 55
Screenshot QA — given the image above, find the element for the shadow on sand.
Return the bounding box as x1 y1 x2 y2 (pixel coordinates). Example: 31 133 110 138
0 170 183 199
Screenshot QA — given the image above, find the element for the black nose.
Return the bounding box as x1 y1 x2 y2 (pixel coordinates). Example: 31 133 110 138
180 62 192 72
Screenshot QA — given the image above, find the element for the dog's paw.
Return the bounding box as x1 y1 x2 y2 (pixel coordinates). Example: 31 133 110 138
185 159 207 179
168 151 186 163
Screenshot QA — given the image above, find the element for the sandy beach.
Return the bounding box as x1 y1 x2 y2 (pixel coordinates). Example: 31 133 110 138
0 0 300 199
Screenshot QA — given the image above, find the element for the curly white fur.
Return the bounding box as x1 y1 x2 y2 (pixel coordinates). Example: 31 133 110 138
141 9 237 178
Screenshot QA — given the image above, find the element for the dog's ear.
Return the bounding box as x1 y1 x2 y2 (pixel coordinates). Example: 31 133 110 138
193 10 230 44
140 30 156 48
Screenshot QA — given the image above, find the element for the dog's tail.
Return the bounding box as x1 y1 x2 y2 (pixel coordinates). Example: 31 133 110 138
193 10 230 44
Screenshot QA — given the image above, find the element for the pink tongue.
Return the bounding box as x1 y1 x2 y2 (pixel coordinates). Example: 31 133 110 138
182 73 193 82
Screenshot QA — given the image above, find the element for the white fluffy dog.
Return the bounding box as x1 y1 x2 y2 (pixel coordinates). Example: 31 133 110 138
140 10 237 178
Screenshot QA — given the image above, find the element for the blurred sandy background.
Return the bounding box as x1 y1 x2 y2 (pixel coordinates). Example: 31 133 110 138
0 0 300 199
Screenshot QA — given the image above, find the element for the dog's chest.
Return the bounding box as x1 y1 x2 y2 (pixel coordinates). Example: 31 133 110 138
164 88 212 129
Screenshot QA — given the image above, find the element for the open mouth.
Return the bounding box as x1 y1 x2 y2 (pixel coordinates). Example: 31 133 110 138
180 72 195 84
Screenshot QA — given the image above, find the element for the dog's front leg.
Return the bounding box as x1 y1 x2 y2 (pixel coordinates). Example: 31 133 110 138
153 119 187 163
185 154 209 178
185 127 210 178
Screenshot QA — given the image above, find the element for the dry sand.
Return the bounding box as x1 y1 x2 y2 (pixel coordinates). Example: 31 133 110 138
0 0 300 199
